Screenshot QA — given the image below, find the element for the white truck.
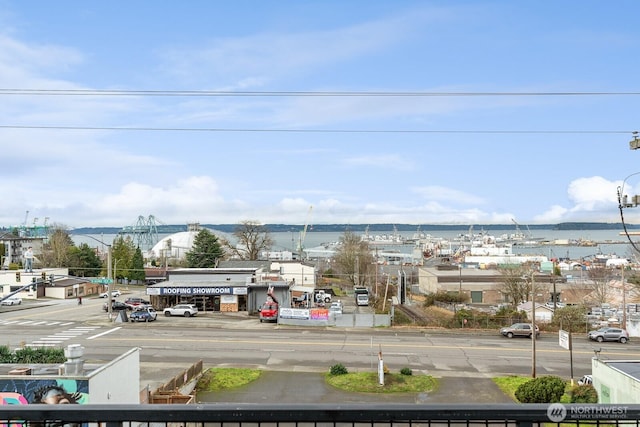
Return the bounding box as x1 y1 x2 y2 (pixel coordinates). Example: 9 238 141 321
354 287 369 306
314 290 332 304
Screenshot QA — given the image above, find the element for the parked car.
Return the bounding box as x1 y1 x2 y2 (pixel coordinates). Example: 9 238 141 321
125 297 151 309
102 301 129 312
500 323 540 338
163 304 198 317
587 327 629 343
0 295 22 306
578 374 593 386
329 301 343 316
99 290 122 298
129 307 158 322
544 301 566 309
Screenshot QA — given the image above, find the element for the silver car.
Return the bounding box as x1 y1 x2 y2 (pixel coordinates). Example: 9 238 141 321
500 323 540 338
587 327 629 343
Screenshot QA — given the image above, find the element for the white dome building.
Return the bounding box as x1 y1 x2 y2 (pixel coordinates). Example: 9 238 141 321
148 223 227 261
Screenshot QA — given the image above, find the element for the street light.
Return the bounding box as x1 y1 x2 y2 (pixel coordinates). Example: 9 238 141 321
81 234 113 320
629 131 639 150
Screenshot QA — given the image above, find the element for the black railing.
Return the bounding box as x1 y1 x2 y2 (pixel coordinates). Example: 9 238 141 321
1 404 639 426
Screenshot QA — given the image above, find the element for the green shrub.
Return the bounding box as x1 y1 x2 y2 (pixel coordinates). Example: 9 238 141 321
400 367 413 376
330 363 348 375
515 376 565 403
1 346 66 364
570 385 598 403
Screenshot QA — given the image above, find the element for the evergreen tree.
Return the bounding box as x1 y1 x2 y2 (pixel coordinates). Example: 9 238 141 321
186 229 224 267
129 247 146 283
68 243 103 277
111 236 136 281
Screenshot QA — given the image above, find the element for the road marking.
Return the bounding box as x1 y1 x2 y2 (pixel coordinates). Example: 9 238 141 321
88 327 121 340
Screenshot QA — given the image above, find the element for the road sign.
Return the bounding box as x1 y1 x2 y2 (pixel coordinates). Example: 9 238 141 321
559 329 571 350
90 278 113 284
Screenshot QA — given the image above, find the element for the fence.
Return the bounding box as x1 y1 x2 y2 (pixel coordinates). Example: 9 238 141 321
1 403 639 426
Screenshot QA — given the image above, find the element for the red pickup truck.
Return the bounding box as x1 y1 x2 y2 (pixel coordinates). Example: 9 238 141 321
259 287 279 323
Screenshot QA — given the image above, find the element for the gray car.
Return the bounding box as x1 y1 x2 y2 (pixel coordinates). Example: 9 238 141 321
500 323 540 338
587 327 629 343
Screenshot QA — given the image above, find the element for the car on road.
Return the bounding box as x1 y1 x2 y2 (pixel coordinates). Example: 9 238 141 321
163 304 198 317
500 323 540 338
102 300 129 312
125 297 151 309
99 290 122 298
129 307 158 322
587 327 629 343
0 295 22 306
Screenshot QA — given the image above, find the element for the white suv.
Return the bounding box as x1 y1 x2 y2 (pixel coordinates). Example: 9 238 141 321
0 295 22 306
163 304 198 317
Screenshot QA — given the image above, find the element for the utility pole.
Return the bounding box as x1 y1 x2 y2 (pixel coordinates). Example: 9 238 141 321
530 272 537 378
622 265 627 331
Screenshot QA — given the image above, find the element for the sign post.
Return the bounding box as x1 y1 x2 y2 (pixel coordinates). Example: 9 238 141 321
559 330 574 385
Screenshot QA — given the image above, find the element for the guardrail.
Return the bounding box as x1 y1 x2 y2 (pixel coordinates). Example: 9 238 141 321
1 404 639 426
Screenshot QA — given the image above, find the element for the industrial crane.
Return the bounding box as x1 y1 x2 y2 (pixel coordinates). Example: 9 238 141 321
297 206 313 259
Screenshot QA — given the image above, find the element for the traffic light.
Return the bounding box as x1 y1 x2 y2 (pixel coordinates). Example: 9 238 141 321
15 271 20 282
41 271 46 282
49 274 55 286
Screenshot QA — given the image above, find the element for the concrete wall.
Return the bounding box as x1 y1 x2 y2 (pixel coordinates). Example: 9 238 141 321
592 358 640 403
87 347 140 403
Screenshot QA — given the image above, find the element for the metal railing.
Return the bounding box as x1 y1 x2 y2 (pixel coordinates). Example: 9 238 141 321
1 404 639 426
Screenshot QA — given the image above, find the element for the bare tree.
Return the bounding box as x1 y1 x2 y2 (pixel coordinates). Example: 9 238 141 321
40 225 74 267
223 220 274 260
332 231 375 287
582 266 615 306
498 265 531 307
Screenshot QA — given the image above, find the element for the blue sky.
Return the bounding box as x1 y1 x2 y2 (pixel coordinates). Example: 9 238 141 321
1 1 640 228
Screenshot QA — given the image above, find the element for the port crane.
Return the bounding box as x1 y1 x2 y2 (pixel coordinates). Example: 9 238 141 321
297 206 313 259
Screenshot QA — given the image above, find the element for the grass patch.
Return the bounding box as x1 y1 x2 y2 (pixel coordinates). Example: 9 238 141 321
195 367 262 392
493 375 576 403
326 371 438 394
493 375 529 401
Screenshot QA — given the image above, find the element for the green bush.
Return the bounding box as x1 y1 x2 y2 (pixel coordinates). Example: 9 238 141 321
515 376 565 403
0 346 66 364
570 385 598 403
424 291 465 306
400 367 413 376
330 363 348 375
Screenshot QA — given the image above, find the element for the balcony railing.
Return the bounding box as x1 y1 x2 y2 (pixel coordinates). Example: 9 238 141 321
1 404 640 426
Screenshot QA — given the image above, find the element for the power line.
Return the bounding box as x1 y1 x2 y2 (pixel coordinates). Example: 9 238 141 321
1 89 640 97
0 125 633 134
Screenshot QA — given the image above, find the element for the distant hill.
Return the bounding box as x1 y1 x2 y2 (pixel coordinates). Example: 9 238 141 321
70 222 636 235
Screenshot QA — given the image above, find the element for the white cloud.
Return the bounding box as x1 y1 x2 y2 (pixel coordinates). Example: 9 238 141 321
567 176 619 212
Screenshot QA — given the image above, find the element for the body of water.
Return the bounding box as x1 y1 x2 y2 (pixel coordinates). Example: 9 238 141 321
71 228 637 262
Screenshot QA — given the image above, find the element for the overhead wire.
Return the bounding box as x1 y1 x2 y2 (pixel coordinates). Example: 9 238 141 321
0 89 638 134
1 89 640 96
